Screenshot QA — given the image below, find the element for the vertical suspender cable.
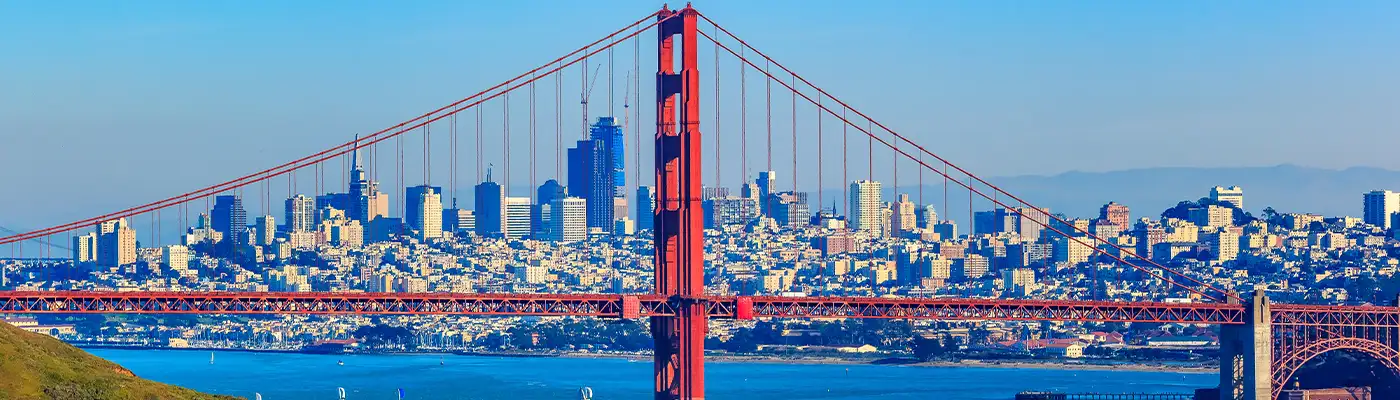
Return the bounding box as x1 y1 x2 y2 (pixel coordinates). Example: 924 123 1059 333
765 60 772 174
477 104 483 184
451 113 457 205
504 91 511 196
740 46 747 184
633 30 641 188
714 25 721 190
608 45 614 117
867 120 873 182
556 62 563 181
530 73 537 205
791 75 796 194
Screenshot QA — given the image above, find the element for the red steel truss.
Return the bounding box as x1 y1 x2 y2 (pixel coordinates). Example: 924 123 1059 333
0 292 674 317
732 297 1249 323
1 291 1255 324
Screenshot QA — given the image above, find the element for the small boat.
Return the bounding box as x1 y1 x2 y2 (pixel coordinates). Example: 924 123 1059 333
337 387 346 400
440 356 445 366
209 352 215 365
338 359 344 366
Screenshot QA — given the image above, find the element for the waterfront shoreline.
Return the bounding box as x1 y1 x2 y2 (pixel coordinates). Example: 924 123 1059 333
556 351 1215 373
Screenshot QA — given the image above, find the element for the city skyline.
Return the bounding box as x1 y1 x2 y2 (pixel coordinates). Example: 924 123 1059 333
3 1 1399 232
3 4 1399 398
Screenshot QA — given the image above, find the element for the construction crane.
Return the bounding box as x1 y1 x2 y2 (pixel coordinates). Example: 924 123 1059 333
621 71 631 133
580 63 602 137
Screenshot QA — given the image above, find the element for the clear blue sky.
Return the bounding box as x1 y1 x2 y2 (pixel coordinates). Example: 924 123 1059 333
2 0 1398 231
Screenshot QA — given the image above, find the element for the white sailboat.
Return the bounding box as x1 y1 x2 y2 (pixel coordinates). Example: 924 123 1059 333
209 352 214 365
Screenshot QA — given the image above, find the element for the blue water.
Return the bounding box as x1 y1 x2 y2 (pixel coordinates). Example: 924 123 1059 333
89 349 1214 400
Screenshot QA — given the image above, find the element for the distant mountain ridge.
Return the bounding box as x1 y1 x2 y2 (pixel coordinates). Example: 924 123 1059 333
987 164 1400 220
798 164 1400 228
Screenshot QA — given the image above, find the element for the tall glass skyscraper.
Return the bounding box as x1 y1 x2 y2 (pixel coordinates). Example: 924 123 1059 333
589 117 625 192
567 117 626 233
212 195 246 258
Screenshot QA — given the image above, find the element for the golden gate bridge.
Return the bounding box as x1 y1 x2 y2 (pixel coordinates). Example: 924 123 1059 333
0 6 1395 400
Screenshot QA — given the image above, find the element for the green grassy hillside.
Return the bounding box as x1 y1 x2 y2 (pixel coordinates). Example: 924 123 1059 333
0 321 240 400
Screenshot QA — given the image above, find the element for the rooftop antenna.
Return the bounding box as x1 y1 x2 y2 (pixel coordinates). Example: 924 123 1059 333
486 163 494 183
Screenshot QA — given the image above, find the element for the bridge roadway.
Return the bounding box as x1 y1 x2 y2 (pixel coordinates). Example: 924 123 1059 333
0 290 1269 323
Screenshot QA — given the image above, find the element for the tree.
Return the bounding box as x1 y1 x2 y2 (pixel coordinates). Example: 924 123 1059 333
912 335 944 361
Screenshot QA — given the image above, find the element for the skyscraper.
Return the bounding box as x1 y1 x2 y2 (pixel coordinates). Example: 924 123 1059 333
549 197 587 243
285 194 314 233
1099 202 1131 232
405 185 442 234
756 171 777 216
1363 190 1400 230
916 205 937 229
636 185 656 231
534 179 566 236
96 218 136 267
567 128 618 232
345 137 387 224
703 196 760 228
414 188 443 240
502 196 531 239
1210 186 1244 210
849 180 883 236
766 191 810 227
889 194 917 236
475 167 503 237
212 195 246 258
72 232 97 263
591 117 626 192
255 215 275 246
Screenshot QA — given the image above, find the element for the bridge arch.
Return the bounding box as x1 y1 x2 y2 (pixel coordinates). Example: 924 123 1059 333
1271 337 1400 398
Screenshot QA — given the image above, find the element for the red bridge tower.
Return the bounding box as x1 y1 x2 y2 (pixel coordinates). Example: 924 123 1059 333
652 5 706 400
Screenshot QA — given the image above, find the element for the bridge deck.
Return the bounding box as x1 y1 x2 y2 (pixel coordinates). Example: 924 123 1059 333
0 291 1258 324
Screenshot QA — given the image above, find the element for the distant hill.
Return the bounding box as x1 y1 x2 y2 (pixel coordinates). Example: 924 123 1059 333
806 164 1400 227
988 164 1400 220
0 322 238 400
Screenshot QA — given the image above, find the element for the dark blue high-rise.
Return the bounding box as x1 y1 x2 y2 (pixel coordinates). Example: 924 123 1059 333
567 117 626 232
474 167 502 237
211 195 246 258
590 117 625 192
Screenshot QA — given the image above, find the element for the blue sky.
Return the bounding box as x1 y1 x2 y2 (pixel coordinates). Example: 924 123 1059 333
2 1 1398 232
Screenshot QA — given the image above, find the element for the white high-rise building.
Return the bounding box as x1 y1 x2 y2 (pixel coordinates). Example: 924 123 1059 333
1002 268 1036 294
285 194 315 233
1210 186 1244 210
849 180 883 236
255 215 276 246
502 196 532 239
550 197 588 243
1363 190 1400 230
416 191 444 240
71 233 97 263
163 245 190 269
